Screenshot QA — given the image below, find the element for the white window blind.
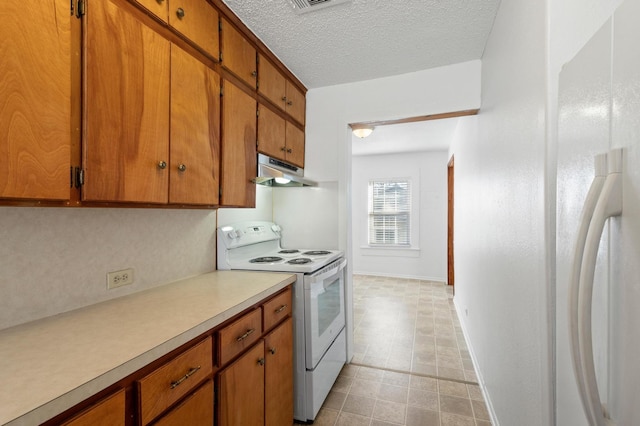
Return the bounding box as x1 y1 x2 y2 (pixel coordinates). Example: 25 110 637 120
368 179 411 246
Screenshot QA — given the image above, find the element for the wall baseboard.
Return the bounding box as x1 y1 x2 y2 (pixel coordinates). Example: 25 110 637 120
453 298 500 426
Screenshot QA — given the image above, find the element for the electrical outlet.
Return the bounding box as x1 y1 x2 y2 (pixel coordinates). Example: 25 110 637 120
107 268 134 289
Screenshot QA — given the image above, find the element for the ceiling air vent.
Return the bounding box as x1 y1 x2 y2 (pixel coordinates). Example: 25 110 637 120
288 0 351 14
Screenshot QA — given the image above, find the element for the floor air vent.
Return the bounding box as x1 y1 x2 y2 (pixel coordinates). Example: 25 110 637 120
288 0 351 14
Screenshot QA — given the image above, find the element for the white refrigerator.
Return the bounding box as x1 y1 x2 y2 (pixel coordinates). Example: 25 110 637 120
556 0 640 424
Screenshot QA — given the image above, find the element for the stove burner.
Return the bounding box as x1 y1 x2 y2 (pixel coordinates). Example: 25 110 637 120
278 249 300 254
287 258 312 265
249 256 283 263
303 250 331 256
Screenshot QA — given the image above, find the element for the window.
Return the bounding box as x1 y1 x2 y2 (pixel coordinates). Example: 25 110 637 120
368 179 411 246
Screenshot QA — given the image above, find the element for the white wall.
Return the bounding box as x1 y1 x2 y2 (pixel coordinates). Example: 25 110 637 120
351 151 447 281
0 208 217 330
217 184 273 227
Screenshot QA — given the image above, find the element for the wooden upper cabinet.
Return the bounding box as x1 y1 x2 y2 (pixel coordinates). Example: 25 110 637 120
0 0 71 201
170 45 220 205
285 122 305 168
221 18 257 89
83 0 170 203
134 0 219 59
258 105 305 168
169 0 219 59
134 0 169 22
221 81 256 207
258 54 286 110
285 82 306 125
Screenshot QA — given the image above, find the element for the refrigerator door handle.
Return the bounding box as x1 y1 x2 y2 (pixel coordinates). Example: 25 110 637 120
578 148 623 426
568 153 608 424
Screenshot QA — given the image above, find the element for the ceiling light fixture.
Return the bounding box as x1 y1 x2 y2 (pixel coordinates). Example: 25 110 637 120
351 124 374 138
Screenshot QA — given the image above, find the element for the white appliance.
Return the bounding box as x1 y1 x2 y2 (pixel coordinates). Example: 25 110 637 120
217 221 347 422
557 1 640 424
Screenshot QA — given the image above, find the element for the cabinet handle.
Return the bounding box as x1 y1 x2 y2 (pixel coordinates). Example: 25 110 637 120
156 0 164 3
269 347 277 355
287 100 293 106
170 366 201 389
287 148 292 154
236 328 255 342
158 161 167 170
176 7 185 19
280 146 286 152
257 357 265 366
275 304 287 313
178 164 187 172
251 70 257 77
281 96 287 102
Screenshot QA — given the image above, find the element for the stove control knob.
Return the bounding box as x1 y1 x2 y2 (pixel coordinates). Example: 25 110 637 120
271 224 281 233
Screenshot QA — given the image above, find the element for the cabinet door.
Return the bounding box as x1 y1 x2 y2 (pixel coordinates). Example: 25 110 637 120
285 82 306 125
221 18 257 89
285 122 305 168
84 0 170 203
257 104 286 161
0 0 70 200
264 318 293 426
170 45 220 205
221 82 256 207
258 54 286 110
133 0 168 22
154 380 214 426
169 0 220 59
62 390 125 426
218 341 265 426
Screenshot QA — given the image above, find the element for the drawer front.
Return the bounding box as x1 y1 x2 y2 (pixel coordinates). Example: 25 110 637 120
169 0 220 59
138 337 213 425
219 308 262 365
263 288 292 331
153 380 214 426
62 389 125 426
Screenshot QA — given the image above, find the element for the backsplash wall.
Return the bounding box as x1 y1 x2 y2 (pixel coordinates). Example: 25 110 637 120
0 207 217 330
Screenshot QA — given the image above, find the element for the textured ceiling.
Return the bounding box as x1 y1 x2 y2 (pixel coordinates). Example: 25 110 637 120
222 0 500 88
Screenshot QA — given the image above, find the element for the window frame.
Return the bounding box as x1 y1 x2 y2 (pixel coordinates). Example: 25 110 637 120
367 178 412 247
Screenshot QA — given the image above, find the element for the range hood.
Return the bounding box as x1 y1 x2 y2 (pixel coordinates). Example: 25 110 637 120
255 154 317 187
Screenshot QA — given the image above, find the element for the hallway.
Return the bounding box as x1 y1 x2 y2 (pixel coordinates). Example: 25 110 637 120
308 275 491 425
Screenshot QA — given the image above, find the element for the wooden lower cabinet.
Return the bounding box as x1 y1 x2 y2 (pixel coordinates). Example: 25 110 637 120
61 390 125 426
265 318 293 426
218 318 293 426
153 380 214 426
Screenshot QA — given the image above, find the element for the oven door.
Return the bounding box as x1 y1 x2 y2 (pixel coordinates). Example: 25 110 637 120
303 258 347 369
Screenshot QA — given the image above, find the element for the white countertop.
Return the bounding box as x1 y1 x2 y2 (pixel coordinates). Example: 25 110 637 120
0 270 296 426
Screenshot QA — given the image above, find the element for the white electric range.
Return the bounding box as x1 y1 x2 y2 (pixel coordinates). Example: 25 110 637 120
217 221 347 423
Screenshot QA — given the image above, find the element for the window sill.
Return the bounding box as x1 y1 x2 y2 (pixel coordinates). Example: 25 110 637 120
359 246 421 257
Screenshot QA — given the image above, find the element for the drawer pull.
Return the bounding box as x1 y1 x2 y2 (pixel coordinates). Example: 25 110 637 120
258 357 265 366
170 366 201 389
236 328 255 342
275 304 288 314
269 347 277 355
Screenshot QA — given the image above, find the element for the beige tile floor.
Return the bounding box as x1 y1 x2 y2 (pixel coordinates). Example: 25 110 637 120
298 275 492 426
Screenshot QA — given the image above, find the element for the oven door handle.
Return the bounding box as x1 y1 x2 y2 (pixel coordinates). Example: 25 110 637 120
309 258 347 284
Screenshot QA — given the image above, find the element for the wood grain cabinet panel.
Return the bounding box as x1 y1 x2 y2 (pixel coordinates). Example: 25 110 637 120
169 0 220 59
138 337 213 425
153 380 214 426
285 82 306 126
221 81 257 207
83 0 170 203
218 341 265 426
258 54 286 110
61 390 125 426
258 105 305 168
218 308 262 365
262 288 292 332
169 45 220 205
0 0 71 201
221 18 257 89
265 318 293 426
133 0 169 22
